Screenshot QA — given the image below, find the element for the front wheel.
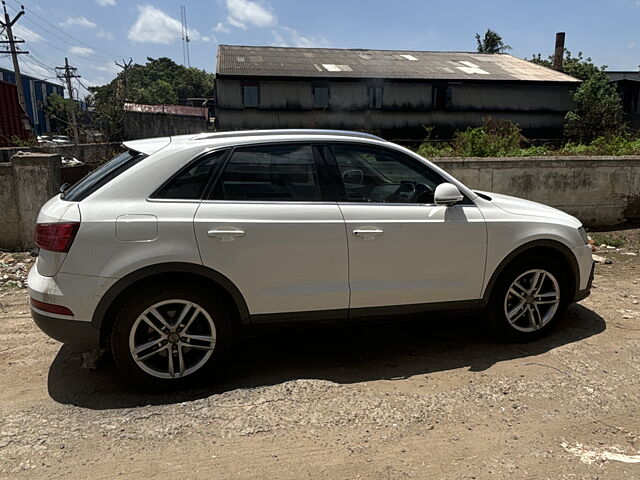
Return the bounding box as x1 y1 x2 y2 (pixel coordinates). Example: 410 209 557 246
488 256 569 341
111 286 231 386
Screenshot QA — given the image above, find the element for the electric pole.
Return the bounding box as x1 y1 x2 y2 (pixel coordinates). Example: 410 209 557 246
180 5 190 68
0 1 28 112
115 57 133 101
55 57 81 145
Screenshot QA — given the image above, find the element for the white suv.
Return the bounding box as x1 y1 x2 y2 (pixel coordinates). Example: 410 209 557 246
28 130 594 385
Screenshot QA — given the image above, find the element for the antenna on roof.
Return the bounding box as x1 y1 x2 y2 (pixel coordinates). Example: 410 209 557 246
180 5 191 68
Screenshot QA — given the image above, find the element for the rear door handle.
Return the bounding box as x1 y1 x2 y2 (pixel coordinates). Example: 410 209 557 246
208 228 245 241
353 228 384 239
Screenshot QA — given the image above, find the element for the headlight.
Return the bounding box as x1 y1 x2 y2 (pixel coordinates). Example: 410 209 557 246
578 226 589 245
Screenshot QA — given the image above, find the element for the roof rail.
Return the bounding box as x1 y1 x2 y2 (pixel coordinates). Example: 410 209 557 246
192 129 386 142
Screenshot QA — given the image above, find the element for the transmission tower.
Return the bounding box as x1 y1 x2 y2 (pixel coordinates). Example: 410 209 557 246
180 5 190 68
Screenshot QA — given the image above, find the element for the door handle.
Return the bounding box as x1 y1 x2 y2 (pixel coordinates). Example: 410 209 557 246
208 228 245 241
353 228 384 238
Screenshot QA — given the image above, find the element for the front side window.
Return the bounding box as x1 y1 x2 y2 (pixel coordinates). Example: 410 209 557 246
152 149 228 200
331 144 447 204
209 144 322 202
242 85 259 108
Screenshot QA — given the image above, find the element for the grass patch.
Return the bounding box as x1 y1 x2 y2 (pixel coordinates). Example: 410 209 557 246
590 233 626 247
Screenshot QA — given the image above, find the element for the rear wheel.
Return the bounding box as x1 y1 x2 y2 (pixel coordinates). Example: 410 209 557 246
111 286 231 386
488 255 570 341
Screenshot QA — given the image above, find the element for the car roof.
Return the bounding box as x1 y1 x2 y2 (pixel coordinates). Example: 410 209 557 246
123 129 388 155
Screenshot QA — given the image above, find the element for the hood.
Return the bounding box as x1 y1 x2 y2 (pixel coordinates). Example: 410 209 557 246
477 191 581 227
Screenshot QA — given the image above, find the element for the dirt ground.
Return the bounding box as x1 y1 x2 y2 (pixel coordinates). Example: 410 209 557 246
1 230 639 479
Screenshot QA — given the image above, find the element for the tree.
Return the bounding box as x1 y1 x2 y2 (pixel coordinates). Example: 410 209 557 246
564 71 623 141
88 57 215 141
529 50 602 81
475 29 511 54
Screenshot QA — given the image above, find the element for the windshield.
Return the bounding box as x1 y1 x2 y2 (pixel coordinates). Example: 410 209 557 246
62 150 147 202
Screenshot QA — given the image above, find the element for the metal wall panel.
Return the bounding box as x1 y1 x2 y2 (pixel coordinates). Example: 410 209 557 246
382 83 432 109
449 84 574 111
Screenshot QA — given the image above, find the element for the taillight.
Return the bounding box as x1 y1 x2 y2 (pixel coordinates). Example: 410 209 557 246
35 222 80 253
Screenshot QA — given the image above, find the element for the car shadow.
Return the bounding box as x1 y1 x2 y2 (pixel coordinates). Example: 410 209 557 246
47 303 605 410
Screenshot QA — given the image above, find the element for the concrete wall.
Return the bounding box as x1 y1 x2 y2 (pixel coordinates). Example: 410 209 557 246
435 156 640 228
0 153 60 250
0 142 122 165
123 112 207 140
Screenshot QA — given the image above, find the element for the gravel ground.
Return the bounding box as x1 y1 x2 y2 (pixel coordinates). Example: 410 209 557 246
0 229 639 479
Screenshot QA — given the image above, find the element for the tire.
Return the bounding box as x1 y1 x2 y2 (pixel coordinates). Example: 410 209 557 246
488 254 570 342
110 284 231 387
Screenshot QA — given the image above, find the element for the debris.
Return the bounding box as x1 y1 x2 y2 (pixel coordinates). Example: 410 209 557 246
592 254 605 263
562 441 640 465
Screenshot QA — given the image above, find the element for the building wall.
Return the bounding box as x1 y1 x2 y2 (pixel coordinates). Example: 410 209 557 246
123 111 207 140
216 78 575 138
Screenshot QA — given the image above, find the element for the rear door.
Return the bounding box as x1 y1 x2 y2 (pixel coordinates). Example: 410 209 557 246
328 142 487 311
194 143 349 321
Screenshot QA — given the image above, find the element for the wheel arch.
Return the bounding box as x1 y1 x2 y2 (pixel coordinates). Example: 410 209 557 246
482 239 579 305
92 262 250 346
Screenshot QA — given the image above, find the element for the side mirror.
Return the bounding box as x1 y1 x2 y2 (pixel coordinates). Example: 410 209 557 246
342 169 364 185
434 182 464 206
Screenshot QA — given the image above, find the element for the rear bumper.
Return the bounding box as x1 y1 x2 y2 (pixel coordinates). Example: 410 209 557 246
31 309 100 346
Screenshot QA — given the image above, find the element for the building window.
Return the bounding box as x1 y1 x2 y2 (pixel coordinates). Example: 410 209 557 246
313 86 329 109
242 85 259 108
368 86 383 109
432 83 452 110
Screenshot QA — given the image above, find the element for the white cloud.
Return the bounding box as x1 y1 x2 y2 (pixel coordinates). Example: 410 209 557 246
96 29 115 41
19 58 50 79
69 46 96 56
271 27 329 48
59 16 97 28
214 22 231 33
226 0 276 29
629 42 636 49
128 5 203 44
96 0 116 6
12 24 43 42
93 62 120 74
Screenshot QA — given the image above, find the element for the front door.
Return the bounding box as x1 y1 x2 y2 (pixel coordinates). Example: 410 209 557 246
328 143 487 311
194 143 349 319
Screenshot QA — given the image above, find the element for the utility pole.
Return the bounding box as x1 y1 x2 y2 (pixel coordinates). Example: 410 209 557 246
115 57 133 101
56 57 81 145
0 1 28 112
180 5 190 68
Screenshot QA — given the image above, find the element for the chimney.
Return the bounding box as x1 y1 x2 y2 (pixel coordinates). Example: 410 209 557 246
553 32 565 72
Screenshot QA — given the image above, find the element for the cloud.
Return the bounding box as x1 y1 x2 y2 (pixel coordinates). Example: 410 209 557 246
69 46 96 56
59 16 97 29
96 29 115 41
226 0 276 29
214 22 231 33
12 24 44 42
96 0 116 6
93 62 120 74
628 42 636 49
271 27 329 48
128 5 203 44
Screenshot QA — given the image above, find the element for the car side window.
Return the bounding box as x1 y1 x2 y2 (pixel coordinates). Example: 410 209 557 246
209 144 323 202
331 144 447 204
152 149 228 200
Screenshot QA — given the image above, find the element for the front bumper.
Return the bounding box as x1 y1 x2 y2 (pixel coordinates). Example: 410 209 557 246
574 260 595 302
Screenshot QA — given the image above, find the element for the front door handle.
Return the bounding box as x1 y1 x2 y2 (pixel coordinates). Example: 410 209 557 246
208 228 245 242
353 228 384 239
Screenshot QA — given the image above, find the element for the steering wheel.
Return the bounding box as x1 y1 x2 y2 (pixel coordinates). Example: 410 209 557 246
387 182 416 203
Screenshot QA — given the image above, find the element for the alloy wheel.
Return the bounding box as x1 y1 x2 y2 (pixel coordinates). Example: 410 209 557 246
503 269 560 333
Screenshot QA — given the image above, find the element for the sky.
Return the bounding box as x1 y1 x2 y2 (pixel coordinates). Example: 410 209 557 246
1 0 639 98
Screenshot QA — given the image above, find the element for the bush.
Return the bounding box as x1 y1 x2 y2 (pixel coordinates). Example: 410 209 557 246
451 117 522 157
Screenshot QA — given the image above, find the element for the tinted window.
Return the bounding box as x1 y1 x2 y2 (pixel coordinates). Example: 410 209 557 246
243 85 258 107
152 149 227 200
313 86 329 109
331 144 446 204
210 144 322 201
62 150 147 202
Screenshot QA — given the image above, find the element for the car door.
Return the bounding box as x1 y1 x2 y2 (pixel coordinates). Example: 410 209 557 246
327 142 487 312
193 142 349 321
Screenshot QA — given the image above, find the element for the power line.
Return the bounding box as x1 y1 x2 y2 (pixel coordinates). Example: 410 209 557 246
56 57 80 144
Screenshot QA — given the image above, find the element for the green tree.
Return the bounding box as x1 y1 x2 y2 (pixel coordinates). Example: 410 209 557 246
529 50 602 81
88 57 215 141
475 29 511 54
564 71 623 141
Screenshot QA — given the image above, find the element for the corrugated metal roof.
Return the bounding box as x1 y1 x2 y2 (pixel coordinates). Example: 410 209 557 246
123 103 208 117
217 45 580 83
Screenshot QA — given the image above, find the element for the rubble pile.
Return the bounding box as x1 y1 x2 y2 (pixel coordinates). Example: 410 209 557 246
0 253 32 290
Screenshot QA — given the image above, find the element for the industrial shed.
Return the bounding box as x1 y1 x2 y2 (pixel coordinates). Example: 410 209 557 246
215 45 580 139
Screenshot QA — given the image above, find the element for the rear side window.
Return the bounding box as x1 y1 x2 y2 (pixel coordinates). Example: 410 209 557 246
209 144 322 201
152 149 228 200
62 150 147 202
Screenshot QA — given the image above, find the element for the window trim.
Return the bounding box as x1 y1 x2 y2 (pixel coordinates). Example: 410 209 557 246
203 141 336 203
148 148 230 202
325 142 475 207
